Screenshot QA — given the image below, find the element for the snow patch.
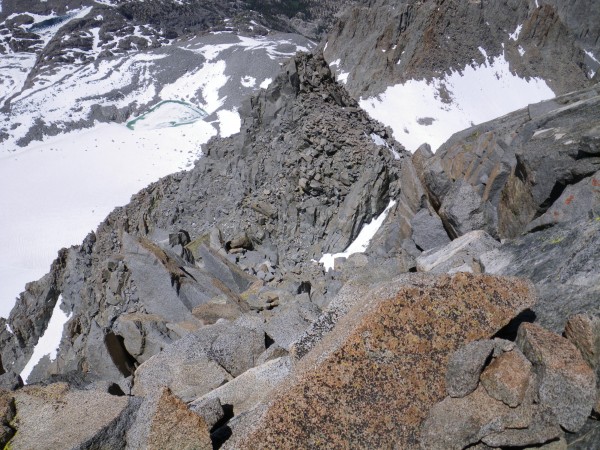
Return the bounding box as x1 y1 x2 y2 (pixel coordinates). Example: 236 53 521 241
241 76 256 88
518 46 526 56
369 133 401 160
217 109 241 137
20 295 71 383
260 78 273 89
337 71 349 84
319 200 396 271
160 60 229 114
359 51 555 152
509 24 523 41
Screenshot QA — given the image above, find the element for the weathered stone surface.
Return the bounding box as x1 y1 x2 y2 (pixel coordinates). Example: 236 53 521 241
445 340 495 398
410 208 451 252
517 322 596 432
439 180 495 238
127 387 212 450
9 383 135 450
417 230 500 274
480 349 533 407
228 273 536 449
264 301 321 351
0 371 23 391
481 217 600 333
480 405 562 448
526 170 600 233
189 396 224 430
191 356 292 417
132 321 266 402
0 391 16 448
564 313 600 371
421 385 560 450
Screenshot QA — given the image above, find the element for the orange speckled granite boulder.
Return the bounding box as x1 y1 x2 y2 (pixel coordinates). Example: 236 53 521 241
227 273 536 449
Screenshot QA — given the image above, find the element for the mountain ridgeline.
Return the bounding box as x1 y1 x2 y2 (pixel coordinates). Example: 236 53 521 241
1 0 600 449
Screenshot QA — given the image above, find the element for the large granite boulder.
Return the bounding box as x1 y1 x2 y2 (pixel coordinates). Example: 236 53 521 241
7 383 139 449
226 273 536 448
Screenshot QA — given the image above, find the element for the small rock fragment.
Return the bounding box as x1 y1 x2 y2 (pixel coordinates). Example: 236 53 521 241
446 340 495 398
480 349 533 407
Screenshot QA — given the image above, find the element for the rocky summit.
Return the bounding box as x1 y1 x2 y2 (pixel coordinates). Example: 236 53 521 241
1 0 600 449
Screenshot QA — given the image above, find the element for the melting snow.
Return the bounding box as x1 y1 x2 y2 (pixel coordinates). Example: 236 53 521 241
319 200 396 271
360 51 555 152
20 295 71 383
160 60 228 114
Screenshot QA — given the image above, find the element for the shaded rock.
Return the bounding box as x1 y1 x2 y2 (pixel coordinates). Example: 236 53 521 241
9 383 136 450
480 349 533 407
517 322 596 432
228 273 536 449
189 396 224 430
191 356 292 417
264 301 321 351
127 387 212 450
526 170 600 232
0 391 16 448
565 418 600 450
410 208 451 252
417 230 500 274
439 180 495 238
0 371 23 391
445 340 495 398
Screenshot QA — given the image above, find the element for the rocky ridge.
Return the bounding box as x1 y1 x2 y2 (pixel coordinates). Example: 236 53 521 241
1 1 600 449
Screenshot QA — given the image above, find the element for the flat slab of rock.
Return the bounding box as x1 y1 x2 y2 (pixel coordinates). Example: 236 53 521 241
227 273 536 449
417 230 500 274
191 356 292 417
9 383 133 449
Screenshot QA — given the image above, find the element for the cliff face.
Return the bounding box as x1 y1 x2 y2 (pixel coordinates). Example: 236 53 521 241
324 0 599 98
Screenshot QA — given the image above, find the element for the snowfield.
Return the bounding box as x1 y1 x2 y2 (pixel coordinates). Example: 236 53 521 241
360 50 555 152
